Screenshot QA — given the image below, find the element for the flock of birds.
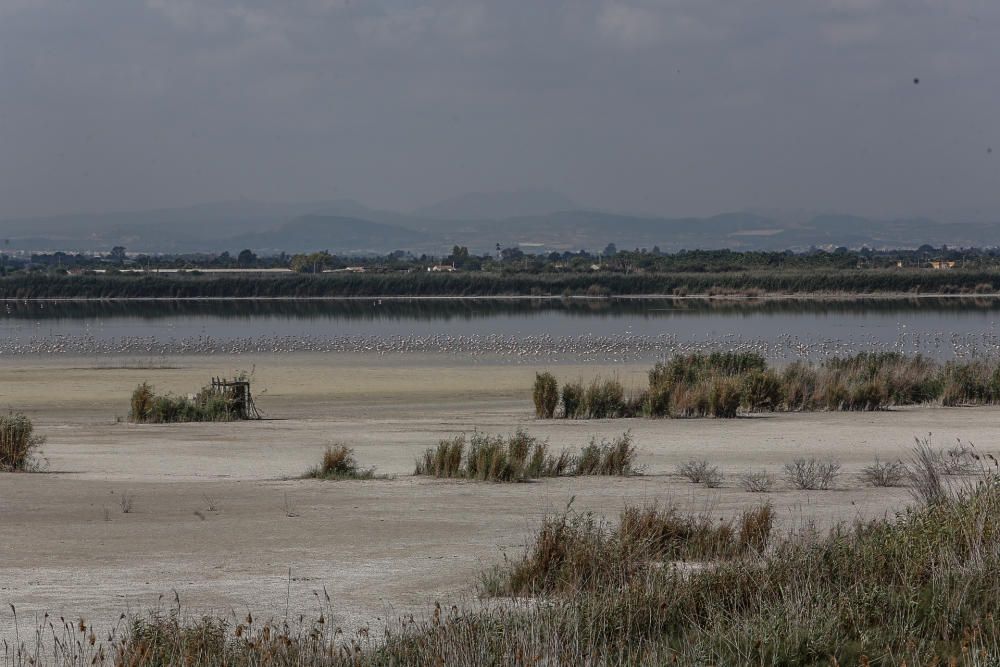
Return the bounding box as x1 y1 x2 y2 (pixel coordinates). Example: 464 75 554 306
1 331 999 362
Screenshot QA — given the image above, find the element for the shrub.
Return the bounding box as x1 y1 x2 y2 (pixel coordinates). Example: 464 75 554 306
783 457 841 490
0 412 45 472
739 469 774 492
532 372 559 419
702 466 725 488
860 457 907 487
304 445 376 480
676 459 721 485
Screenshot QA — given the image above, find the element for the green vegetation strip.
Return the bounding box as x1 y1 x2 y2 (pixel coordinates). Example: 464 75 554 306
6 268 1000 299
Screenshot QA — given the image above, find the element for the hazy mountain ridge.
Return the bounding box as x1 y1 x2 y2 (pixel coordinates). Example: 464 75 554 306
2 192 999 255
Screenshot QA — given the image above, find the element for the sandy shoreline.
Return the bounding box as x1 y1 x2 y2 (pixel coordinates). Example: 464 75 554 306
2 353 997 640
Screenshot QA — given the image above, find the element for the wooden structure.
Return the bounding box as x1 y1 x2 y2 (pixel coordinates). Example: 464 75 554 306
210 377 262 420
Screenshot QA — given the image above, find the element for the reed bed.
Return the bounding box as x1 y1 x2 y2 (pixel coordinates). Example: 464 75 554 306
0 412 44 472
537 351 1000 419
414 430 637 482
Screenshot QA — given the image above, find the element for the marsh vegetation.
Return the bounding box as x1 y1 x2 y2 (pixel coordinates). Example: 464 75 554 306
414 429 638 482
536 351 1000 419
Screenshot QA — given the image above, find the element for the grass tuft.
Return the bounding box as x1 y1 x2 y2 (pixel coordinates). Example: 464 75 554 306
304 445 378 480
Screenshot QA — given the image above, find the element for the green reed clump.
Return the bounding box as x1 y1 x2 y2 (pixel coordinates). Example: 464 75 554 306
0 412 45 472
303 445 377 480
940 359 1000 405
582 377 626 418
544 351 1000 419
560 381 584 418
414 436 465 477
532 372 559 418
573 431 638 476
414 430 635 482
128 382 243 423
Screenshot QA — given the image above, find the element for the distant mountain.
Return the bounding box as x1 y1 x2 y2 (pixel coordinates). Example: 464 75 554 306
236 215 435 254
3 196 1000 255
413 189 578 221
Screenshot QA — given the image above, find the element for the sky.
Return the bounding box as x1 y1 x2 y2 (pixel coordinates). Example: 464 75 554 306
1 0 998 221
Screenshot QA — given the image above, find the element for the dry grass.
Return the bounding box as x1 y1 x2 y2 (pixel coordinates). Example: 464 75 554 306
0 412 45 472
303 445 378 480
480 501 775 597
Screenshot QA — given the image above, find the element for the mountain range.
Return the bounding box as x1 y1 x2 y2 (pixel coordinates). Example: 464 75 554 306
2 191 999 255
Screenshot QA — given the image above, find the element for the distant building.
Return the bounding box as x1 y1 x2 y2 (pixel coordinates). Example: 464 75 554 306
930 260 956 270
428 264 457 272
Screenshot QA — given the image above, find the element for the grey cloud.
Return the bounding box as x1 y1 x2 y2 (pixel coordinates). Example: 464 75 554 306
1 0 998 221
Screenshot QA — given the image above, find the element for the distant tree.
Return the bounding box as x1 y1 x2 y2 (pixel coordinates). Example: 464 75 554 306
603 243 617 257
500 246 524 262
109 246 127 264
448 245 471 268
237 249 257 267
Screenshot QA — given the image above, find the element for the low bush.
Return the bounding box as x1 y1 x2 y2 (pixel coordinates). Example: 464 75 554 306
676 459 716 484
861 456 908 487
739 469 774 492
783 457 841 490
0 412 45 472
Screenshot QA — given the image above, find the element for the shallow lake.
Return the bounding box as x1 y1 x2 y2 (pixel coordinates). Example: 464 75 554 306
2 297 999 360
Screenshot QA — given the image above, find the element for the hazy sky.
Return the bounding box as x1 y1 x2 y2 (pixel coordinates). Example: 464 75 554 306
1 0 998 220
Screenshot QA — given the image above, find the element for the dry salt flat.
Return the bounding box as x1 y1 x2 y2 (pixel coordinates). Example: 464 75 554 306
2 352 996 641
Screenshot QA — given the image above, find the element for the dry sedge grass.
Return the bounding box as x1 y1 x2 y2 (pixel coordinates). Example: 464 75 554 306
414 430 637 482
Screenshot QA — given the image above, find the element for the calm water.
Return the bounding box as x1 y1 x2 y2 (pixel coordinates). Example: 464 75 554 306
2 298 999 360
